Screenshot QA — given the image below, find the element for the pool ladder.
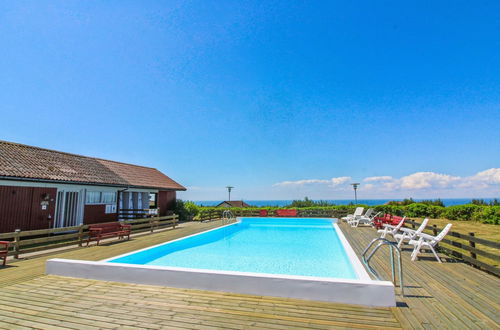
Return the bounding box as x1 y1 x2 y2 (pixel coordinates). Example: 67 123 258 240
222 210 235 225
362 238 404 296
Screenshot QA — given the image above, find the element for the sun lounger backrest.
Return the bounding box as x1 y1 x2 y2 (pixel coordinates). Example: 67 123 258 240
354 207 364 216
415 218 429 235
394 216 406 230
432 224 452 244
364 208 374 218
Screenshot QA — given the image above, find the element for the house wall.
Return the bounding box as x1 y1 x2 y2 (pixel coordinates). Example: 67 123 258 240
83 205 117 225
0 179 178 232
0 185 57 233
158 191 176 215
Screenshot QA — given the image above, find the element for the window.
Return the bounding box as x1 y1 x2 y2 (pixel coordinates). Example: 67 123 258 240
102 192 116 204
149 193 157 208
86 191 101 204
86 191 117 204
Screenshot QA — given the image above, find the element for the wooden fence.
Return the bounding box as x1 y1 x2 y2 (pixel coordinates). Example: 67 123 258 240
0 214 178 259
404 219 499 277
197 208 499 276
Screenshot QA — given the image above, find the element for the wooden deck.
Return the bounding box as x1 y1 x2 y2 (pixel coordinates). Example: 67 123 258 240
0 220 498 329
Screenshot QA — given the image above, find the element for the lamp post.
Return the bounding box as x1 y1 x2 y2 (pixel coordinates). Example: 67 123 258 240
351 183 360 204
226 186 234 201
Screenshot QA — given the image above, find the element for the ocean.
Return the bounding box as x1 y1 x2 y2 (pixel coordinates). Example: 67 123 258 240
194 198 498 207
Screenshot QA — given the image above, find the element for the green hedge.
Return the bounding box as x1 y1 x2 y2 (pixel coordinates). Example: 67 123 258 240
188 203 499 225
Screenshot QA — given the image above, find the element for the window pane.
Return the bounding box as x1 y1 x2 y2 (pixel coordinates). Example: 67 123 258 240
86 191 101 204
102 192 116 204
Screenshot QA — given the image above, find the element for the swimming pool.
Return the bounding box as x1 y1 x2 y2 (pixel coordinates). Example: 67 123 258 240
108 217 359 279
47 218 396 307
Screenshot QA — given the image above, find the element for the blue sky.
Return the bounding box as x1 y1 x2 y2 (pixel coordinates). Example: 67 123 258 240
1 1 499 200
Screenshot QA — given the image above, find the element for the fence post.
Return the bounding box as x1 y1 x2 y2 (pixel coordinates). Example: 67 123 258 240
432 225 439 249
411 220 416 229
173 214 177 229
469 232 478 268
150 218 154 233
78 224 84 247
13 229 21 259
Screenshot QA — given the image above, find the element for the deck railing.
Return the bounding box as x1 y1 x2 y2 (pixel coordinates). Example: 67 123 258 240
0 214 178 259
118 208 159 220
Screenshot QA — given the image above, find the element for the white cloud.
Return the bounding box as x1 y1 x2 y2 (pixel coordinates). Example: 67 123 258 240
398 172 461 189
363 176 393 182
273 176 351 187
330 176 351 186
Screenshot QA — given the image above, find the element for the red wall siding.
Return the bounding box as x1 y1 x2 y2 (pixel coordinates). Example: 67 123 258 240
83 205 117 225
0 185 57 233
158 191 176 216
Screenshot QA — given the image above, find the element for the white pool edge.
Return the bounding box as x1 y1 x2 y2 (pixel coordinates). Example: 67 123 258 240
46 218 396 307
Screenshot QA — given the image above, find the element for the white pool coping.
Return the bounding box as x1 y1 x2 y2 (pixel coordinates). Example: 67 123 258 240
46 218 396 307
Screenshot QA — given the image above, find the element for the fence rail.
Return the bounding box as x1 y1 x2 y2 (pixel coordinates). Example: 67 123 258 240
0 214 178 259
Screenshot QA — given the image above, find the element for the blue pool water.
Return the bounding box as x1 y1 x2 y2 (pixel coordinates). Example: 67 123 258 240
108 218 358 279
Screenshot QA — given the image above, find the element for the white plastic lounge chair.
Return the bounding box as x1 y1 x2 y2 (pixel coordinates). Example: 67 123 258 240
377 216 407 239
341 207 364 222
349 210 380 227
408 224 452 262
393 218 429 247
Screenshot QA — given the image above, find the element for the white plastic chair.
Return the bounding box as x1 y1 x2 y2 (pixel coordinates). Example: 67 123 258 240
377 216 407 239
341 207 364 222
349 210 380 227
393 218 429 247
408 224 452 263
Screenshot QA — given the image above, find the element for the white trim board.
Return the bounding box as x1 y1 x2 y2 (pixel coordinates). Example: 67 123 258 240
46 258 396 307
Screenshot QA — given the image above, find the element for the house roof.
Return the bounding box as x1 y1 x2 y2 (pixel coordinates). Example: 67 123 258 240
216 200 251 208
0 140 186 191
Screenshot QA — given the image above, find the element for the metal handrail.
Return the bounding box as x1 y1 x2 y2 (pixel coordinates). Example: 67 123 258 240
362 238 404 296
222 210 234 225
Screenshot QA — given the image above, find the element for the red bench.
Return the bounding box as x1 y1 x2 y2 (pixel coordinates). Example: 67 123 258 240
275 209 297 217
259 209 268 216
87 222 131 246
0 241 9 266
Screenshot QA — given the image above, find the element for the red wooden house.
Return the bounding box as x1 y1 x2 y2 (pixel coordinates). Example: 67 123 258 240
0 140 186 233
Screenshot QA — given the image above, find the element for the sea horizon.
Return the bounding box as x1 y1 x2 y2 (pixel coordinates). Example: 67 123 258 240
193 198 499 207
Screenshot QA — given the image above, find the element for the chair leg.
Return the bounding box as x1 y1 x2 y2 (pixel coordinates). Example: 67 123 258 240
429 245 442 263
411 243 421 261
397 236 404 248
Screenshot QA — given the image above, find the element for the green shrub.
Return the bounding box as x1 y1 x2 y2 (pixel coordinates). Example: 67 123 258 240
173 199 200 221
471 206 500 225
403 203 444 218
191 202 498 224
184 201 200 217
442 204 483 221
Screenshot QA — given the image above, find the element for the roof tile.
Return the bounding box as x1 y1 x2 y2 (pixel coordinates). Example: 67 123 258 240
0 140 185 190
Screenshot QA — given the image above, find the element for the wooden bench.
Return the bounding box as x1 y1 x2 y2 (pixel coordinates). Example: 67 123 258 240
87 222 131 246
0 241 9 266
275 209 298 217
259 209 268 216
